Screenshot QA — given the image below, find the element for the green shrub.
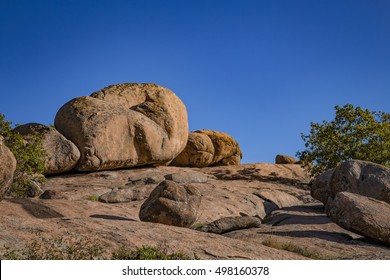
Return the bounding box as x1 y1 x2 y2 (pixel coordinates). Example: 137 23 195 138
0 113 46 197
296 104 390 177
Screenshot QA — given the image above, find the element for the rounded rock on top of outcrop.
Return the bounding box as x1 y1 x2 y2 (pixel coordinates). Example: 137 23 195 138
0 136 16 200
275 154 299 164
171 130 242 167
139 180 201 227
326 191 390 245
91 83 188 158
13 123 80 175
170 132 214 167
329 160 390 204
54 83 188 171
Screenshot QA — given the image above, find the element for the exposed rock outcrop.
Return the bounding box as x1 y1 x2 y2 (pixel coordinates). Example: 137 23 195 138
139 180 201 227
0 136 16 200
1 163 390 259
54 83 188 171
171 130 242 167
13 123 80 175
326 192 390 245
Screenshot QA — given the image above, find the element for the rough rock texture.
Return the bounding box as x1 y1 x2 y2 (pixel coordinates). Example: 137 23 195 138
139 180 201 227
275 154 299 164
253 189 303 219
329 160 390 204
326 192 390 245
311 168 336 204
171 130 242 167
0 136 16 200
1 163 389 260
198 216 262 234
164 171 208 184
54 83 188 171
13 123 80 175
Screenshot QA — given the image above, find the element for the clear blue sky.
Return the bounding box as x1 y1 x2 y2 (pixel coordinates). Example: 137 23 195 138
1 0 389 164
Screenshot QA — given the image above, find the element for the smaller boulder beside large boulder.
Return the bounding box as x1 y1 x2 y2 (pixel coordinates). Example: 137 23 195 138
171 130 242 168
139 180 201 227
326 191 390 245
13 123 80 175
0 136 16 200
311 168 335 204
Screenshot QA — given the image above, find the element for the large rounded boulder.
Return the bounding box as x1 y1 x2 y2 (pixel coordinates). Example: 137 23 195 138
0 136 16 200
171 130 242 167
312 160 390 205
54 83 188 171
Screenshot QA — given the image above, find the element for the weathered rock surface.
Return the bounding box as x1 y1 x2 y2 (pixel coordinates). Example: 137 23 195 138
311 168 335 204
1 163 389 259
326 192 390 245
0 136 16 200
329 160 390 204
313 160 390 204
275 154 299 164
13 123 80 175
171 130 242 167
198 216 262 234
54 83 188 171
164 171 209 184
139 180 202 227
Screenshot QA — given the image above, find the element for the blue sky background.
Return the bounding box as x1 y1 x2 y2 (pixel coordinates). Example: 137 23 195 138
1 0 389 164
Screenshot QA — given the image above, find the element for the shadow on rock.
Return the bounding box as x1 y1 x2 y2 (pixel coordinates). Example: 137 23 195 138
6 198 64 219
90 214 136 221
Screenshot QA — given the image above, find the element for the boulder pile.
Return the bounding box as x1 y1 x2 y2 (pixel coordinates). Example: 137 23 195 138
312 160 390 245
0 83 241 177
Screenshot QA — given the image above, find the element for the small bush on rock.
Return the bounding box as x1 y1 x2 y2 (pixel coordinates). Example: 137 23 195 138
0 113 46 197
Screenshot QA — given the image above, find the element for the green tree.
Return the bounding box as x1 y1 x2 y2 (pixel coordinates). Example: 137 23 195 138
0 113 46 197
296 104 390 177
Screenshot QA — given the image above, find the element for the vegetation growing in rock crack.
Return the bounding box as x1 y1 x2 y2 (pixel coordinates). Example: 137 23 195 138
262 237 337 259
112 245 199 260
296 104 390 177
0 234 198 260
0 113 47 198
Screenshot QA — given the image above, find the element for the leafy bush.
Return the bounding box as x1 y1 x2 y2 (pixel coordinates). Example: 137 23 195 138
296 104 390 177
0 113 46 197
